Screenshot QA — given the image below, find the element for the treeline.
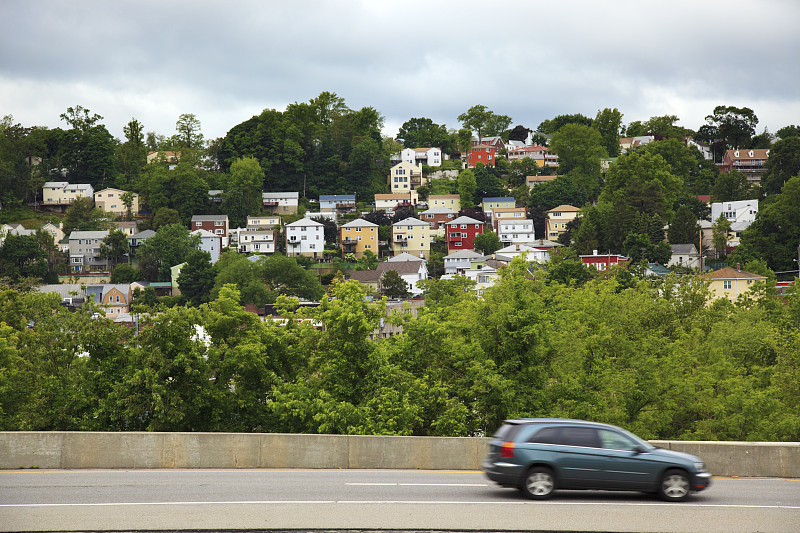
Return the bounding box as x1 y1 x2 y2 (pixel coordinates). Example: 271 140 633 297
1 262 798 441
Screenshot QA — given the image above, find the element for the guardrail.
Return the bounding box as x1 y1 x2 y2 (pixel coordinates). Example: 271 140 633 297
1 432 797 477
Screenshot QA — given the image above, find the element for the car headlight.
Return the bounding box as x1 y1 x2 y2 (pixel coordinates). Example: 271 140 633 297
694 461 706 471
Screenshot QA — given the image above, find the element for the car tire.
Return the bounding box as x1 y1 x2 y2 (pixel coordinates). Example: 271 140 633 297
658 469 691 502
521 467 556 500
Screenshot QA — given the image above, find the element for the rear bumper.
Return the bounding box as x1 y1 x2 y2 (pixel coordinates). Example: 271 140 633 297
483 459 524 486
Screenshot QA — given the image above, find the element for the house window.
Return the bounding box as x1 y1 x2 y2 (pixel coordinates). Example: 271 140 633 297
215 229 223 235
195 222 202 226
723 281 732 290
215 221 223 226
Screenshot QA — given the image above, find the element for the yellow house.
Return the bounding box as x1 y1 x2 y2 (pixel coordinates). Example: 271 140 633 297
389 161 424 193
391 217 430 259
95 188 139 217
546 204 581 240
340 219 379 258
704 266 767 303
429 194 460 211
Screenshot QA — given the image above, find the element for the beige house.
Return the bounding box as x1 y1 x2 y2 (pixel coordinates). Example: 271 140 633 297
428 194 460 211
375 192 417 212
94 188 139 217
42 182 94 205
389 161 425 193
340 219 379 258
491 207 527 231
546 205 581 241
391 217 430 259
247 215 281 230
704 266 767 303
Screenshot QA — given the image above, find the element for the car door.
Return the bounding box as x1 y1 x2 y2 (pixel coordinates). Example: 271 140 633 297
594 428 660 490
547 426 608 489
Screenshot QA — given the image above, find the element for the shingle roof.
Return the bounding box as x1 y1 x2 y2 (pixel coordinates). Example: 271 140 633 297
393 217 428 226
704 267 767 280
342 219 378 228
448 216 483 225
377 261 423 276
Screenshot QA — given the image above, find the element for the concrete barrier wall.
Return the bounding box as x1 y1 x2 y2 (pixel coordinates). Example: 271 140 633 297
1 432 797 477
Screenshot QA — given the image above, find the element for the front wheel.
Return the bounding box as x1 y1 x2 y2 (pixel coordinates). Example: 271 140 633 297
658 469 691 502
521 467 556 500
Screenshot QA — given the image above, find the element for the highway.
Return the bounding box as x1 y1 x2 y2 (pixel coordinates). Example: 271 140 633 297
1 469 798 532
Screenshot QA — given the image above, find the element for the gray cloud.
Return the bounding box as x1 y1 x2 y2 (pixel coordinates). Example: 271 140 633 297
2 0 798 142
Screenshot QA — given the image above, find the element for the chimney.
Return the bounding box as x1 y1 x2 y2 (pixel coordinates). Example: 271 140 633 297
736 262 741 272
593 249 598 256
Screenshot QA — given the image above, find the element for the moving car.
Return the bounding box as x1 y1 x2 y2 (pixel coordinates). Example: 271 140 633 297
483 418 711 501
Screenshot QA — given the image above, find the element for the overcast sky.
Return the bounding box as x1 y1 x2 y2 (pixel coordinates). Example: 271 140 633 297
2 0 799 143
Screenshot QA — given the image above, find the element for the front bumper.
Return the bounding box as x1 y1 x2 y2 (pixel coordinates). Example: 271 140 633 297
692 471 712 492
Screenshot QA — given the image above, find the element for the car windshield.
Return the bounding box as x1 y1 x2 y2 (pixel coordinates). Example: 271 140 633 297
618 427 656 451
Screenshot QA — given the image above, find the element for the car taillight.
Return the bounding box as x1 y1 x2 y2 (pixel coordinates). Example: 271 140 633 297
499 441 515 458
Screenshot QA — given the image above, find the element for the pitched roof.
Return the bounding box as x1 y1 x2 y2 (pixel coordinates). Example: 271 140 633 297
191 214 228 222
704 267 767 280
342 218 378 228
671 244 698 255
548 204 580 213
320 194 356 201
448 216 483 225
419 206 457 215
349 269 381 283
377 261 424 276
287 218 323 227
393 217 428 226
445 249 484 259
387 252 426 262
483 197 516 203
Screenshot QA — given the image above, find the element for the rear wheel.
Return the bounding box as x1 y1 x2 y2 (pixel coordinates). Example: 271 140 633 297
521 467 556 500
658 469 690 502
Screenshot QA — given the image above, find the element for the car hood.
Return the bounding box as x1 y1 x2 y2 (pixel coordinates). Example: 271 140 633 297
649 447 703 464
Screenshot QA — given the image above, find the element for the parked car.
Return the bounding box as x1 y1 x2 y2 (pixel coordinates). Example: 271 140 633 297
483 418 711 501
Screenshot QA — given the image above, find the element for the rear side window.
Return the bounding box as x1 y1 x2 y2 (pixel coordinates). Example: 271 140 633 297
527 427 562 444
562 427 601 448
494 423 524 441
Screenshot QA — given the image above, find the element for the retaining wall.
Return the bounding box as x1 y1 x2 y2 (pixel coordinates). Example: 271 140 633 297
1 432 797 477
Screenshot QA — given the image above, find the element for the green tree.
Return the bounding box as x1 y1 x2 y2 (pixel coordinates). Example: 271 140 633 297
538 113 593 134
177 249 215 306
120 190 136 220
712 215 732 255
549 124 606 185
0 234 48 281
151 207 182 230
457 169 477 209
222 156 265 228
136 224 200 281
110 263 143 283
594 108 623 157
99 229 131 270
668 206 700 245
212 251 271 306
761 137 800 196
381 269 410 298
473 231 502 255
259 253 325 301
705 105 758 150
175 113 204 149
711 169 753 202
776 125 800 140
458 105 512 140
397 117 453 152
62 197 114 234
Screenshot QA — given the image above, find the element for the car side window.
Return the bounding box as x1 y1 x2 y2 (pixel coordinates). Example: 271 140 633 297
597 429 638 451
561 427 601 448
527 427 561 444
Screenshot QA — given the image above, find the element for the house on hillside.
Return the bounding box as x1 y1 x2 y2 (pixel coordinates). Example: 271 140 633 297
428 194 460 211
191 215 229 245
262 192 299 214
389 162 425 193
391 217 430 259
718 149 770 184
467 144 496 168
191 229 224 263
320 194 356 215
377 259 428 296
340 219 378 258
394 147 444 167
497 219 536 246
579 251 628 271
68 230 110 272
445 216 484 252
545 205 580 241
94 188 139 217
285 218 324 259
668 244 700 269
703 266 767 303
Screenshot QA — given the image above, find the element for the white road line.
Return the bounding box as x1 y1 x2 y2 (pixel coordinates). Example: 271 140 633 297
2 501 799 509
346 483 488 487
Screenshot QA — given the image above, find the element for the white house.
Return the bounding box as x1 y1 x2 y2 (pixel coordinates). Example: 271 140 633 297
668 244 700 269
443 249 486 275
710 200 758 225
497 219 536 245
42 182 94 205
494 243 551 263
237 229 276 255
285 218 324 259
191 229 223 263
377 256 429 296
397 147 444 167
261 192 299 214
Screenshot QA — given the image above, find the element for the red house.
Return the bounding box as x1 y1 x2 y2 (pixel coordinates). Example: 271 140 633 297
468 144 496 168
579 252 628 271
445 216 484 251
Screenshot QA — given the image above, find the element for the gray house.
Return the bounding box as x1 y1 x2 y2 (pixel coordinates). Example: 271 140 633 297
68 230 110 272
